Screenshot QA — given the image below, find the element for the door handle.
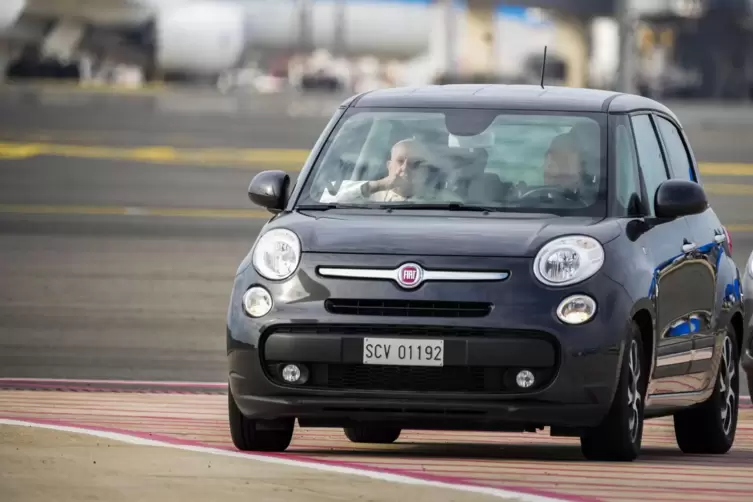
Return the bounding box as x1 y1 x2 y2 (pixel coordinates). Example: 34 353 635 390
682 242 697 253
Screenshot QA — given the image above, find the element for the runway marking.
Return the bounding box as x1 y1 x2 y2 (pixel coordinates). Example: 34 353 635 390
1 81 169 95
1 390 752 501
0 417 571 502
0 141 750 174
0 204 272 220
701 164 753 176
0 142 309 166
0 378 226 388
1 204 753 232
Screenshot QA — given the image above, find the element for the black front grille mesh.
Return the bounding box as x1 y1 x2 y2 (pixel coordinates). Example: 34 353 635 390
325 299 492 318
325 364 491 392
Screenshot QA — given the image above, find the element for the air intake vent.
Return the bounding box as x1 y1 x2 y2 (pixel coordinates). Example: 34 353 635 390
324 299 492 318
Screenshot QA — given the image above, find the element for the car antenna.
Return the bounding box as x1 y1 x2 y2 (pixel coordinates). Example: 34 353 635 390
540 45 548 89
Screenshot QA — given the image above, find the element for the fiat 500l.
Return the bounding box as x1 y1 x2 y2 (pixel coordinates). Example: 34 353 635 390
226 85 745 462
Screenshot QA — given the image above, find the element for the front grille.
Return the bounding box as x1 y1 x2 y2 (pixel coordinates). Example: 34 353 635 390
266 363 554 394
325 299 492 318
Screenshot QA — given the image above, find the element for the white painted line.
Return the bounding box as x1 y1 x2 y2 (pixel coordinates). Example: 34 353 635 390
0 418 569 502
0 378 226 388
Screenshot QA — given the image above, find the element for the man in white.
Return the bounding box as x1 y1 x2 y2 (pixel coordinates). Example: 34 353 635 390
332 138 460 203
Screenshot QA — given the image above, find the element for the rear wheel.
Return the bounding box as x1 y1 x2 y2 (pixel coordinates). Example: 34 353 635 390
580 321 646 461
228 391 294 452
344 425 402 444
673 327 739 454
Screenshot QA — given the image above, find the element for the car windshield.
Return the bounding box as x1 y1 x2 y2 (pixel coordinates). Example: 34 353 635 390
296 108 607 216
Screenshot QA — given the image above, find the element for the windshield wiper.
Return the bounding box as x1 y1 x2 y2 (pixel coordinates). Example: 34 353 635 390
296 203 371 211
381 203 502 212
296 203 560 216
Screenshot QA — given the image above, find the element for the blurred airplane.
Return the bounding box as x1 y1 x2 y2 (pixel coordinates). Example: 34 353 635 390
1 0 440 81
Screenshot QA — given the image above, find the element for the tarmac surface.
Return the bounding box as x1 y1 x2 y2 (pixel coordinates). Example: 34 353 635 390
1 84 753 501
1 420 512 502
1 390 752 502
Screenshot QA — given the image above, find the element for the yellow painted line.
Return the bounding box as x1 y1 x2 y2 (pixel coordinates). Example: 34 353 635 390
699 163 753 176
0 204 271 220
0 140 751 174
2 80 169 95
1 204 753 233
0 142 309 167
727 224 753 233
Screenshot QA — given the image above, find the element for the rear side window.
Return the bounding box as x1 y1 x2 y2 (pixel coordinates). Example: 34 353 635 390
655 116 696 182
630 114 668 216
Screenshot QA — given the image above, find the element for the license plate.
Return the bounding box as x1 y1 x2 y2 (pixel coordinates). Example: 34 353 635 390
362 338 444 367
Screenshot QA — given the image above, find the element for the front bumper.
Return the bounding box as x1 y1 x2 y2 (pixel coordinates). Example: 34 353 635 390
227 253 633 430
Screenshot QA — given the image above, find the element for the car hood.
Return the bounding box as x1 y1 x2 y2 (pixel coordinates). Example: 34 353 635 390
264 210 621 257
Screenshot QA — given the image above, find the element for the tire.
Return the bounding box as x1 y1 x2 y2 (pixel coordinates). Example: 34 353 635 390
228 391 294 452
580 321 647 461
344 425 402 444
673 326 739 454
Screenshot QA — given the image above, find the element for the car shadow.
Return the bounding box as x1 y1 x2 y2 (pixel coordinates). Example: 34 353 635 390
291 440 753 466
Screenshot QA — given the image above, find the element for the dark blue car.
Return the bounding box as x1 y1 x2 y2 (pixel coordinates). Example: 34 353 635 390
226 84 745 462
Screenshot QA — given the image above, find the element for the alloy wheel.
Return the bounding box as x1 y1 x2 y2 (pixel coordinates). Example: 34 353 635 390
719 335 737 436
627 339 642 443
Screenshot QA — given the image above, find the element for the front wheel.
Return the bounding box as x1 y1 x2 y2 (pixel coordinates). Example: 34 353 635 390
580 321 646 461
673 327 739 454
228 391 294 452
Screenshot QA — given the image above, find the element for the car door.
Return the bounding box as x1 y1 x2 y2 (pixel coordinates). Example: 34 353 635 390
653 113 719 388
629 113 700 395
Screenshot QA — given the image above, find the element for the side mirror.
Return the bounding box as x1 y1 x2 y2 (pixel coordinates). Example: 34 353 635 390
654 179 708 218
248 170 290 213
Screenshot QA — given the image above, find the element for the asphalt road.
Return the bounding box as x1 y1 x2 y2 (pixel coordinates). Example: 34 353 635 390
0 85 751 395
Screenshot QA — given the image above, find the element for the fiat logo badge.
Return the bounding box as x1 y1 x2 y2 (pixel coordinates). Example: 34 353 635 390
396 263 423 289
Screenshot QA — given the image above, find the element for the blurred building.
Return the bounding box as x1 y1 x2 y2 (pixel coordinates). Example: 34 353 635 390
1 0 752 100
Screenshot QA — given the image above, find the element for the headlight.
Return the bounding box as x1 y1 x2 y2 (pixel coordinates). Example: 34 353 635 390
251 228 301 280
533 235 604 287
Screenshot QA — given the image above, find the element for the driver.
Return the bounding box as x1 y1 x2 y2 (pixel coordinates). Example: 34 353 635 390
333 138 460 203
543 132 584 191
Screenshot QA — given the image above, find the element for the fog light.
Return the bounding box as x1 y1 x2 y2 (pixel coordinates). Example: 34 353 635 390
556 294 597 325
281 363 309 385
516 370 535 389
242 286 272 318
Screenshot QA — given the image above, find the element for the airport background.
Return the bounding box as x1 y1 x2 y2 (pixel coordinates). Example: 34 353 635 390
2 1 753 501
2 0 753 99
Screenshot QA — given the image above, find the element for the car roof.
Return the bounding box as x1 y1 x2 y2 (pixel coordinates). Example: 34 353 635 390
341 84 680 122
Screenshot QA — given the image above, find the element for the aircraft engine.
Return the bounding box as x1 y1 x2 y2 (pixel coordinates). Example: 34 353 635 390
154 2 247 75
0 0 26 32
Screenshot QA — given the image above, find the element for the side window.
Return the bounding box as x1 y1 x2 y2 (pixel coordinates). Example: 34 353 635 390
614 118 641 215
655 116 696 182
630 114 669 216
